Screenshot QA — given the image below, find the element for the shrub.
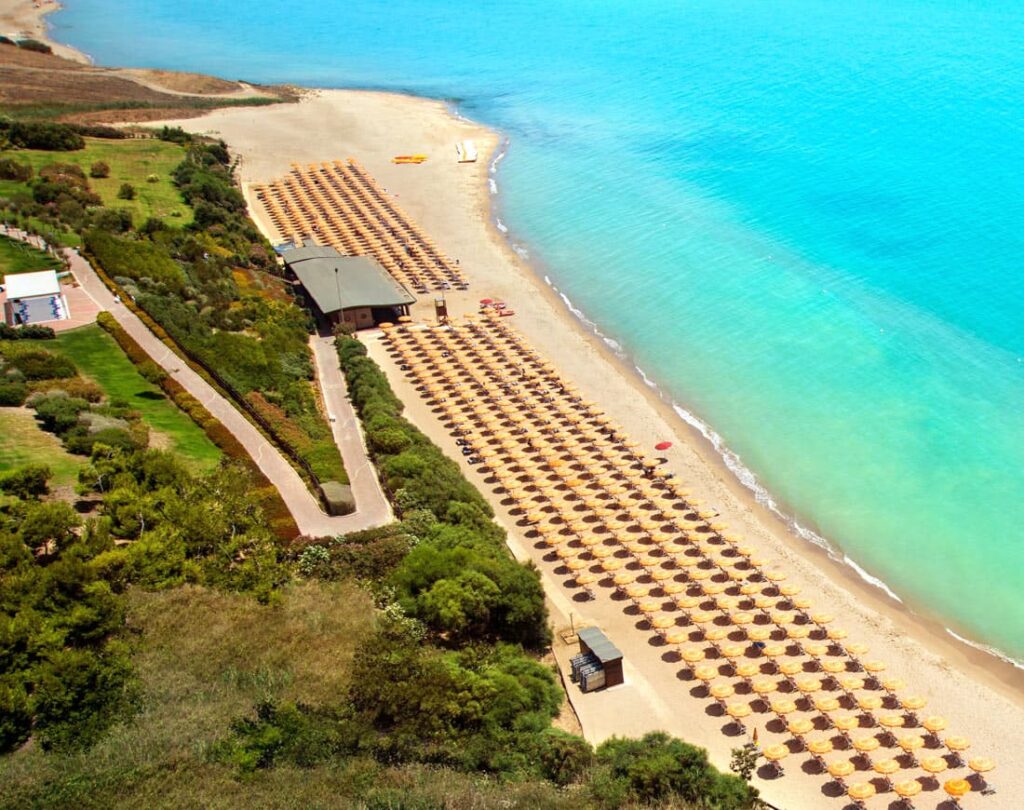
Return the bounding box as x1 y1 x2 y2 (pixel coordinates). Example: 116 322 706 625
84 230 185 291
0 157 32 182
32 392 90 433
1 346 77 380
0 381 28 405
0 323 56 340
89 161 111 179
0 464 51 499
117 183 136 201
0 121 85 151
538 729 594 786
16 38 52 54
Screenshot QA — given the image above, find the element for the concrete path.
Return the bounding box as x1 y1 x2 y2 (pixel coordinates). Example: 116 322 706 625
310 334 393 528
1 225 392 538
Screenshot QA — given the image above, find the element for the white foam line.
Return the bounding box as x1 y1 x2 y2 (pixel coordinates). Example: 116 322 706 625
945 628 1024 672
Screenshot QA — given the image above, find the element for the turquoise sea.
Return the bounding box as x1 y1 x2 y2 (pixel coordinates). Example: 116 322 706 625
51 0 1024 663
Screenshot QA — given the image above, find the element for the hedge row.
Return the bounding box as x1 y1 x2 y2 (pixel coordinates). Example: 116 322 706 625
96 311 298 539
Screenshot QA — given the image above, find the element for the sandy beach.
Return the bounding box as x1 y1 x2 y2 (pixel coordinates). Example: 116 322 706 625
0 0 88 62
119 91 1024 808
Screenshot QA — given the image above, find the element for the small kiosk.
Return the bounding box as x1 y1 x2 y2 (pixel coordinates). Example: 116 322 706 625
570 627 624 692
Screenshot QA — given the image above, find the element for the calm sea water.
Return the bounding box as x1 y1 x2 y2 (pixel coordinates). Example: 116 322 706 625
52 0 1024 663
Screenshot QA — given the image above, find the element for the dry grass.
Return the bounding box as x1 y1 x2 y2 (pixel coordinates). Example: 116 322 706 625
0 581 375 809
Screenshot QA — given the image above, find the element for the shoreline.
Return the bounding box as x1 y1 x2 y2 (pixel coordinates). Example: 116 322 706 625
0 0 91 63
475 122 1024 699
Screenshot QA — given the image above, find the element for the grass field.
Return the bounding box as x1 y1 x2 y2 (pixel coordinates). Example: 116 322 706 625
0 235 56 281
0 137 192 226
37 325 221 467
0 406 81 489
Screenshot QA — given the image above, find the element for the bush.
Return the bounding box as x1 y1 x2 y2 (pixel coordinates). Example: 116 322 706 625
84 230 184 291
117 183 136 201
16 38 52 54
0 323 56 340
538 729 594 786
32 392 90 433
1 346 77 380
0 120 85 150
0 157 32 182
590 733 757 809
0 381 28 405
0 464 51 498
89 161 111 179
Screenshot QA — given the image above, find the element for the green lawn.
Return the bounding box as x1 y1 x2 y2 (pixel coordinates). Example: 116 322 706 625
37 325 221 468
0 407 81 489
0 137 192 225
0 235 56 281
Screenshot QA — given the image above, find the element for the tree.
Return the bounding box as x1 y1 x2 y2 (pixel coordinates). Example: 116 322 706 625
730 742 761 782
89 161 110 179
19 501 81 556
0 464 52 499
117 182 136 200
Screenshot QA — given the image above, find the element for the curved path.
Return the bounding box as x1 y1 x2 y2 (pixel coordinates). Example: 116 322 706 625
0 225 392 537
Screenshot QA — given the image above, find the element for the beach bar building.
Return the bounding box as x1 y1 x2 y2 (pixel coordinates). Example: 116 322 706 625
2 270 70 327
282 245 415 330
571 627 625 692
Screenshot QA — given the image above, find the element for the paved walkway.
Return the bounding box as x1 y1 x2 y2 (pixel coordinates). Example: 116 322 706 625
1 225 391 537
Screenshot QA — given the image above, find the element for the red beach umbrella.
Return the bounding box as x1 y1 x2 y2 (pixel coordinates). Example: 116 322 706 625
655 441 673 451
479 298 493 305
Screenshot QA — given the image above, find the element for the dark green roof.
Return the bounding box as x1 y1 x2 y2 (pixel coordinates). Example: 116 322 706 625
284 246 414 313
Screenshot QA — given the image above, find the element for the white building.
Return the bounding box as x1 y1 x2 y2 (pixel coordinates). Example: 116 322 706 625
2 270 71 326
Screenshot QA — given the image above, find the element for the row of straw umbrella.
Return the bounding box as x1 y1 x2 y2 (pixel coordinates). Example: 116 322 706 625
381 317 996 808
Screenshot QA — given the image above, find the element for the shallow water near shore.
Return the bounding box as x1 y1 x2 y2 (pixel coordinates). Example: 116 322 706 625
52 0 1024 662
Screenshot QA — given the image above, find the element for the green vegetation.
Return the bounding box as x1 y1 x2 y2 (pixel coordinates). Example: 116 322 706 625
41 325 220 467
0 407 80 489
0 137 192 225
0 234 54 281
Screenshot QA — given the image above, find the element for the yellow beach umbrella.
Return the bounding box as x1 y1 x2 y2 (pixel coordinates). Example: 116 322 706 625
709 683 736 700
920 756 948 775
811 612 835 625
796 677 823 694
881 677 906 692
705 628 730 642
765 570 787 582
814 697 840 713
675 595 702 609
735 662 761 678
770 699 798 715
847 783 876 801
739 582 760 595
827 760 855 778
862 660 887 673
721 643 747 659
787 718 814 735
566 558 589 571
831 714 860 732
786 626 810 640
747 627 772 642
852 736 881 753
897 734 925 753
575 573 598 586
770 611 795 626
681 647 706 664
601 558 624 572
839 675 866 691
806 738 834 755
894 780 923 799
731 612 755 625
873 758 900 776
968 756 995 774
821 660 847 674
845 642 868 655
803 642 829 658
762 644 787 658
762 743 789 762
778 661 803 676
625 584 650 599
922 715 948 733
638 599 662 614
726 702 752 720
827 628 849 640
945 735 971 753
688 610 715 624
662 581 686 594
665 630 690 645
878 714 905 729
857 696 883 712
613 571 637 585
900 695 927 711
693 664 718 681
943 778 971 798
779 584 801 596
651 615 676 630
751 678 779 695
